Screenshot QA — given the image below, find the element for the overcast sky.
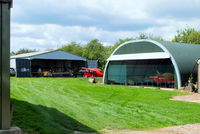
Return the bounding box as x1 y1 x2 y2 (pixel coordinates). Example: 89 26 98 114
11 0 200 51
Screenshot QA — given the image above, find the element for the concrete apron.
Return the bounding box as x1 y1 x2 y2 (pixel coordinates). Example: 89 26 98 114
0 127 21 134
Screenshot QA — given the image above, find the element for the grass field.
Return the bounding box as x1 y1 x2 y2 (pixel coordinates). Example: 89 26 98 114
11 78 200 134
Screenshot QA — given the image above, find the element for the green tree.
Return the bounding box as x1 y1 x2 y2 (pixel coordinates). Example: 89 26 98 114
14 48 38 55
10 51 16 55
137 33 164 41
172 27 200 44
137 33 148 39
83 39 106 69
59 41 84 56
102 38 135 67
104 45 114 60
112 38 134 50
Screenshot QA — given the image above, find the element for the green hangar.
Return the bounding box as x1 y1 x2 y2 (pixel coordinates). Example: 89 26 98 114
103 40 200 89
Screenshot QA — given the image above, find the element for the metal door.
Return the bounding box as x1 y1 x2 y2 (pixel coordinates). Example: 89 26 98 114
16 59 31 77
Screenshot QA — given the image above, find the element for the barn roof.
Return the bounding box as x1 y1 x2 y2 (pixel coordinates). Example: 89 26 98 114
11 49 86 61
156 41 200 74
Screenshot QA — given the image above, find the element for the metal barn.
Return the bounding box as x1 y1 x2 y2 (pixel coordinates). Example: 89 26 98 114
87 60 98 68
10 50 86 77
103 40 200 89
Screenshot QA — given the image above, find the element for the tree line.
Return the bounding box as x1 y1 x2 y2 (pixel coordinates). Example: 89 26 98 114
11 27 200 69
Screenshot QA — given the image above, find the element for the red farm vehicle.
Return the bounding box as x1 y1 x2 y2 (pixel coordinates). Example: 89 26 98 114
150 73 175 88
79 67 104 78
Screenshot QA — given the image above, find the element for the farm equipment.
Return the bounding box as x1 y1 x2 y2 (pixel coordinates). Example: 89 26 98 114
151 73 174 83
150 73 175 88
79 67 104 78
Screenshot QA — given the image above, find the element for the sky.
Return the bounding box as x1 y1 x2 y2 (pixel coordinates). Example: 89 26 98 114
11 0 200 51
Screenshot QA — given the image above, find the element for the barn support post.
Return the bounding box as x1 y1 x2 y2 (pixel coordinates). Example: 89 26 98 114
0 0 12 129
0 0 20 133
197 60 200 93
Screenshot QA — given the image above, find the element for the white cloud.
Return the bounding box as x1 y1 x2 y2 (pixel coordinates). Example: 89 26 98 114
11 23 138 51
11 0 200 51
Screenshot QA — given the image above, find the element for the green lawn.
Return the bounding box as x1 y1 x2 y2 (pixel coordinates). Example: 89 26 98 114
11 78 200 134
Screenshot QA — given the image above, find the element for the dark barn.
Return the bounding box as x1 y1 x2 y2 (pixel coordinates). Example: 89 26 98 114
10 50 86 77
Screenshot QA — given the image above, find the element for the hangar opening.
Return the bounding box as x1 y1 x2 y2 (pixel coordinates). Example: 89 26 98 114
107 59 175 88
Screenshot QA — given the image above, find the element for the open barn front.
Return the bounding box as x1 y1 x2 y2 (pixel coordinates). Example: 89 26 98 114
30 59 85 77
11 50 87 77
106 59 176 88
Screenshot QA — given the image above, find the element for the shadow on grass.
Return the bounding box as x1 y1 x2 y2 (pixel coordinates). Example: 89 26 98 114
11 99 98 134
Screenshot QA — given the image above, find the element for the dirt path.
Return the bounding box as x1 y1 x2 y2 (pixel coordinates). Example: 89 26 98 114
103 123 200 134
172 93 200 103
77 123 200 134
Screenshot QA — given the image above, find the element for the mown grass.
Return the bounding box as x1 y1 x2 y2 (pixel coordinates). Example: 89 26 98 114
11 78 200 134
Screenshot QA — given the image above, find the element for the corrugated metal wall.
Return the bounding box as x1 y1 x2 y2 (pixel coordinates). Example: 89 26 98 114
16 59 31 77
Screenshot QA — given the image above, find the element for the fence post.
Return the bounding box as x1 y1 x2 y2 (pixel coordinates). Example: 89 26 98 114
0 1 21 133
0 0 12 130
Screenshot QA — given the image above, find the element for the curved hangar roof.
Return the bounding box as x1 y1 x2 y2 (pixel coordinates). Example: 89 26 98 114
106 40 200 88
